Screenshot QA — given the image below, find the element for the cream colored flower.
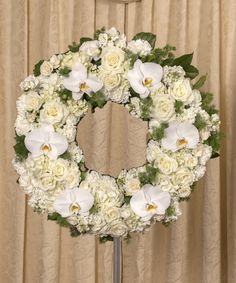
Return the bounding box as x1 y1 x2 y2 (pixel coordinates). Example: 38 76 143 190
101 46 125 71
40 61 53 76
172 167 194 187
178 186 191 198
151 94 175 121
49 55 61 68
128 59 163 98
155 154 178 175
51 159 69 181
169 78 193 103
161 121 199 152
127 39 152 56
53 187 94 217
79 40 100 60
24 124 68 160
40 100 67 125
24 91 42 111
63 63 103 100
130 184 171 221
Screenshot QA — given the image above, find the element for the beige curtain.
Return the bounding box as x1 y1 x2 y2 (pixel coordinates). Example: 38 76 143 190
0 0 235 282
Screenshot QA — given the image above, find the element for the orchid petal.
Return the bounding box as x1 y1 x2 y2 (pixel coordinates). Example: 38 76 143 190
140 62 163 85
72 91 84 100
49 132 68 155
85 76 103 93
53 188 94 218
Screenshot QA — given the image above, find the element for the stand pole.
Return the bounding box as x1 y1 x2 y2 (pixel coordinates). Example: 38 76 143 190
113 237 122 283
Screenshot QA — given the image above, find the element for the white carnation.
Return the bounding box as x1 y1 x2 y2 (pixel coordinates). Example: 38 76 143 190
127 39 152 56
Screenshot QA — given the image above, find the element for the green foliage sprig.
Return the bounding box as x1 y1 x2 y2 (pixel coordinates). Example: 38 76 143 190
151 123 169 141
14 134 29 161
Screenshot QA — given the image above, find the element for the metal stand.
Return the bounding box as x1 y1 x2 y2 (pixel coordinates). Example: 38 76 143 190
113 237 122 283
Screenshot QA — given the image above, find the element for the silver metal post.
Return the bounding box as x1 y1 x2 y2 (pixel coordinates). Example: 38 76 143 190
113 237 122 283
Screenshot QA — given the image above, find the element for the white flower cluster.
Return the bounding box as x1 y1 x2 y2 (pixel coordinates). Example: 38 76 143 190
13 27 221 239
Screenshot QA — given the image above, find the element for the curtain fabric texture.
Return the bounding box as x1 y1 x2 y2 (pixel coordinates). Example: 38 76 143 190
0 0 235 282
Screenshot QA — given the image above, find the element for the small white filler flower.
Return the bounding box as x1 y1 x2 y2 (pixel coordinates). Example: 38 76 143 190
53 187 94 217
127 59 163 98
24 124 68 160
130 184 171 221
161 121 199 152
63 63 103 100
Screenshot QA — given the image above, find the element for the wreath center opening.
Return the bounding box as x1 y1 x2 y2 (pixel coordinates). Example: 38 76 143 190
76 101 148 177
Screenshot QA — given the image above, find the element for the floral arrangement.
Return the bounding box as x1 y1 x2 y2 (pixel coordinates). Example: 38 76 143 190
13 27 221 240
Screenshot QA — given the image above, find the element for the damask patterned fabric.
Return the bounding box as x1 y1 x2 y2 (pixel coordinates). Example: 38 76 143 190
0 0 235 282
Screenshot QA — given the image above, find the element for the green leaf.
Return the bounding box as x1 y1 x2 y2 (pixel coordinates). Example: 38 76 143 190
194 113 208 130
166 206 175 217
69 226 81 237
68 42 80 52
59 67 71 76
171 53 193 67
133 32 156 48
139 165 158 186
80 37 93 45
151 123 169 141
47 212 70 227
200 92 218 115
184 64 199 79
94 27 106 40
59 150 71 160
33 60 44 77
124 196 132 204
211 152 220 159
14 134 29 161
85 91 107 110
174 100 184 114
58 88 72 103
204 131 224 157
140 96 153 120
99 235 114 243
193 75 207 89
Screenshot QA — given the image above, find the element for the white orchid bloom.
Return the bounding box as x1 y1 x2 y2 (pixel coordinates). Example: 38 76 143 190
53 187 94 217
24 124 68 160
130 184 171 221
127 59 163 98
161 121 200 152
63 63 103 100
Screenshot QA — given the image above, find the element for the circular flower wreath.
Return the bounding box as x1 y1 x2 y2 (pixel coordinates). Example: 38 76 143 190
13 27 221 240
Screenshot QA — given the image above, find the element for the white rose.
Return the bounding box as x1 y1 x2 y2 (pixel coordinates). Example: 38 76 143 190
49 55 61 68
103 72 122 91
104 206 120 222
101 46 124 71
40 61 53 76
172 167 194 186
169 78 194 103
193 144 212 165
155 154 178 175
176 152 198 168
79 40 100 60
51 159 69 181
156 174 176 193
178 186 191 198
24 91 42 111
109 221 128 237
151 94 175 121
36 174 57 191
124 178 141 195
90 214 107 232
40 100 67 124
